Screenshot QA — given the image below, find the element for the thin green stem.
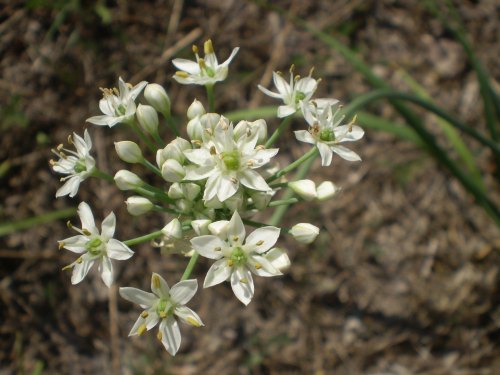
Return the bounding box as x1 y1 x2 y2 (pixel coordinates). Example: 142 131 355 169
268 198 299 207
163 110 180 137
243 219 269 228
141 159 163 178
181 252 200 281
123 230 163 246
266 147 318 183
129 121 157 153
265 116 292 148
152 131 166 148
134 186 172 205
206 84 215 112
153 205 180 215
91 168 114 182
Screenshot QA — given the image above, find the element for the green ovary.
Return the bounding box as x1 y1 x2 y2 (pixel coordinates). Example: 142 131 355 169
74 160 87 173
86 237 105 256
230 247 247 267
221 150 240 171
319 128 335 142
156 299 173 316
294 91 306 104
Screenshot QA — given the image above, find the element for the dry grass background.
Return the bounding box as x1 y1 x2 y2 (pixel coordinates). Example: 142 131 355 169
1 0 499 374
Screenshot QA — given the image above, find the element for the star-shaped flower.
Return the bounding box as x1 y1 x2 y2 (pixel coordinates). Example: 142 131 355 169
59 202 134 287
191 211 288 305
295 101 364 166
86 77 147 127
183 119 278 202
172 39 239 86
51 129 96 198
119 273 203 356
258 67 318 118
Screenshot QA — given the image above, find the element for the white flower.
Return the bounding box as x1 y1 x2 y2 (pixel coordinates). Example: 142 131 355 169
258 67 318 118
183 120 278 202
86 77 147 127
288 179 317 201
59 202 134 287
172 39 239 86
190 211 285 305
316 181 340 201
51 130 96 198
119 273 203 356
295 101 364 166
289 223 319 244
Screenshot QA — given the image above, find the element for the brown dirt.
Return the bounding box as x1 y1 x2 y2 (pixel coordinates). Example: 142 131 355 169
1 0 500 374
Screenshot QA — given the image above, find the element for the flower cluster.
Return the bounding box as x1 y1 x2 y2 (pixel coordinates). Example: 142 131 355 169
52 40 363 356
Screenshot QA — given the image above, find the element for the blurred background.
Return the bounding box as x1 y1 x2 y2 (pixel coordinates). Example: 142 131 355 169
1 0 499 374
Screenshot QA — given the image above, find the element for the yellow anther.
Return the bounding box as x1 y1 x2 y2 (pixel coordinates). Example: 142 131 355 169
57 144 64 151
175 71 189 78
137 324 147 336
152 274 161 290
159 311 167 318
317 78 322 84
256 145 265 150
76 257 83 264
309 67 315 77
126 82 133 89
66 221 73 229
141 311 149 319
204 39 214 54
231 177 238 184
227 259 234 267
214 247 222 252
67 134 73 144
49 159 56 166
210 145 217 155
232 236 239 242
240 278 248 284
198 58 206 69
186 317 202 327
157 331 163 341
256 240 264 246
294 75 300 82
82 229 91 236
289 64 295 73
348 115 358 132
113 87 120 94
276 70 283 76
58 242 65 250
247 160 254 167
192 140 202 146
254 263 262 270
192 45 199 54
205 128 213 136
62 264 73 271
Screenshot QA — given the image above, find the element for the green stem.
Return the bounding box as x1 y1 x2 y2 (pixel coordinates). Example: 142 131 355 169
152 131 166 148
141 159 163 178
123 230 163 246
266 147 318 183
134 186 172 205
163 110 180 137
206 84 215 112
265 116 292 148
181 252 200 281
243 219 269 228
268 198 299 207
153 205 181 215
129 121 157 153
91 168 114 182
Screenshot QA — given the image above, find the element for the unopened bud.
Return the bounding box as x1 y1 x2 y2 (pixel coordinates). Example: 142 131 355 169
289 223 319 244
264 248 291 272
126 196 153 216
317 181 339 201
187 99 206 120
157 137 191 166
161 218 182 240
161 159 185 182
115 141 143 163
137 104 159 135
233 119 268 145
187 117 203 142
167 182 184 199
114 170 144 190
144 83 170 115
191 219 211 236
289 179 317 201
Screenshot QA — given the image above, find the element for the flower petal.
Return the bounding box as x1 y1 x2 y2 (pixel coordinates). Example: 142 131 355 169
227 211 245 246
239 169 270 192
100 211 116 240
99 256 114 287
106 239 134 260
317 142 333 166
174 306 204 327
56 176 81 198
151 273 170 298
247 254 281 277
160 316 182 356
294 130 316 144
332 145 361 161
245 226 280 253
77 202 96 233
216 174 238 202
204 259 231 288
86 115 111 126
172 58 201 75
265 248 291 272
191 235 225 259
277 105 297 118
170 279 198 305
119 287 156 308
71 258 95 285
230 267 254 305
60 235 87 253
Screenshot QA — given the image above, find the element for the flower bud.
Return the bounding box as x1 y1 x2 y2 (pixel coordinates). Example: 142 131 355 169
157 137 191 166
289 223 319 244
191 219 211 236
187 117 203 142
317 181 339 201
265 248 291 272
161 218 182 240
208 220 229 237
161 159 185 182
144 83 170 115
187 99 206 120
114 170 144 190
249 190 275 210
115 141 143 163
168 182 184 199
137 104 159 135
182 183 201 201
234 119 268 145
126 196 153 216
289 179 317 201
175 199 193 214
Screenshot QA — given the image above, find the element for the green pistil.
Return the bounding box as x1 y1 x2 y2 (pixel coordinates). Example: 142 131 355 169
116 104 126 116
74 160 87 173
295 91 306 104
86 237 105 256
156 298 174 317
230 247 247 267
221 150 240 171
205 66 215 77
319 128 335 142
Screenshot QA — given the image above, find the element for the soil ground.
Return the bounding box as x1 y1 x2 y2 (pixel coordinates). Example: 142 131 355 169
1 1 499 374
